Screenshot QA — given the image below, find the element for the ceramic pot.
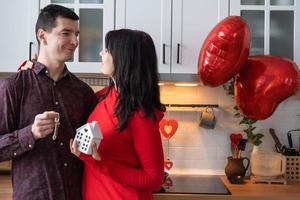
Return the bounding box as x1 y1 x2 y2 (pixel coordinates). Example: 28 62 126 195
225 156 250 184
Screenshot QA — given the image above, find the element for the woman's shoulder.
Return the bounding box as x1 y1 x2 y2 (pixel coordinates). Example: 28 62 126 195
95 86 110 98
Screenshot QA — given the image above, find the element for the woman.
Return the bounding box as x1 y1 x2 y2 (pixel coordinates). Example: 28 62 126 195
70 29 165 200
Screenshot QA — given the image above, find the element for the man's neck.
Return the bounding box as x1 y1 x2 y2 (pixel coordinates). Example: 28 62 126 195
37 56 65 82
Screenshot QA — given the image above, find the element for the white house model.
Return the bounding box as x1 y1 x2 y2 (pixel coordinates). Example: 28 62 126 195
75 121 103 155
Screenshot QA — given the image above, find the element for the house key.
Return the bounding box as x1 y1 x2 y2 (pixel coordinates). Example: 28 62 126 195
52 115 60 140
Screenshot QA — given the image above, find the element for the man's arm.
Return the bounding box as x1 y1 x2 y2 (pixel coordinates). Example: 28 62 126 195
0 78 58 161
0 78 36 161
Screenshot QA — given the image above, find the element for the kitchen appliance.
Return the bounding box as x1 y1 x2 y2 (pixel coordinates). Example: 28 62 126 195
159 175 230 195
250 146 286 177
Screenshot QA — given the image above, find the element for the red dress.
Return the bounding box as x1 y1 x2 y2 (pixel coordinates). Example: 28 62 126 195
79 87 164 200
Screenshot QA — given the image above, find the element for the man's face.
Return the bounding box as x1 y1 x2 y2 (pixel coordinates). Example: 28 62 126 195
43 17 79 62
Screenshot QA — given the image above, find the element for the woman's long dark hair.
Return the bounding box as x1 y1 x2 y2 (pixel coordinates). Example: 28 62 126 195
99 29 165 131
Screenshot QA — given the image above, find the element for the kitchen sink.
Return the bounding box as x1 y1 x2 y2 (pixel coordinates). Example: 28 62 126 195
158 174 231 195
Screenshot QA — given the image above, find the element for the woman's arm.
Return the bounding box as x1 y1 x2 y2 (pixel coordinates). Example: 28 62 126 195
103 112 164 191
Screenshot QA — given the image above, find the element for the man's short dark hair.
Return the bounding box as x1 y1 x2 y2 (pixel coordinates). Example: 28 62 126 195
35 4 79 44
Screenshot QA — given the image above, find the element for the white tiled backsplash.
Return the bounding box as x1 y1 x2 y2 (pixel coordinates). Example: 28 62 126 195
91 84 300 175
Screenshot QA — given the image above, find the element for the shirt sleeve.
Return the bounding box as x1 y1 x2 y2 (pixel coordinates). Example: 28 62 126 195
105 113 164 191
0 79 35 162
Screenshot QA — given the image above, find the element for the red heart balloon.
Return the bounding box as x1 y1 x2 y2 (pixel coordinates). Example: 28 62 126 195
198 16 250 87
235 55 300 120
159 119 178 140
164 159 173 171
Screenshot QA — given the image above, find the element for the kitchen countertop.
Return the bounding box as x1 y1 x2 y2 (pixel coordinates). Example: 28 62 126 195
1 174 300 200
154 176 300 200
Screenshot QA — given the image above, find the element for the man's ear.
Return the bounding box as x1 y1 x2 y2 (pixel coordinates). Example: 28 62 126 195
37 29 47 45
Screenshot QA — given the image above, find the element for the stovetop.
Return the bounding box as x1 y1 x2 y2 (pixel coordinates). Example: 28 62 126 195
158 175 231 195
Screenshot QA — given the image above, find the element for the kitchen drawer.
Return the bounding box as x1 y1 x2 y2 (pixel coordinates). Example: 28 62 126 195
0 161 11 171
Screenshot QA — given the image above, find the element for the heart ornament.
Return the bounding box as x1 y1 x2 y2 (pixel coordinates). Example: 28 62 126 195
164 159 173 171
159 119 178 140
164 177 173 188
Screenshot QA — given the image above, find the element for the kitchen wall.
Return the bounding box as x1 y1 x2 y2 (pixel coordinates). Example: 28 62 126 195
92 83 300 175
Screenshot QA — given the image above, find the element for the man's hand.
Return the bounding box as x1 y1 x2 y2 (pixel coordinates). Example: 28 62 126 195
31 111 59 140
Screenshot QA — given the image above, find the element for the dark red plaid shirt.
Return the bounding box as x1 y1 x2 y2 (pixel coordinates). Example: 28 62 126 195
0 61 97 200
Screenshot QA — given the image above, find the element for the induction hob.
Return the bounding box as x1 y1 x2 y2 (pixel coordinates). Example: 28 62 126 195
158 174 231 195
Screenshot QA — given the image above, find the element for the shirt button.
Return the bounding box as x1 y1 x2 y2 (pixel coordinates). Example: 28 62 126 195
64 163 68 167
60 142 63 146
28 144 32 148
45 70 48 74
53 82 56 86
55 101 59 105
13 152 17 156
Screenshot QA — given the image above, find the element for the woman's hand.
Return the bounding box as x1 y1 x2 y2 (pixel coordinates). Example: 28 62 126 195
18 60 33 71
70 138 80 157
69 138 101 161
91 142 101 161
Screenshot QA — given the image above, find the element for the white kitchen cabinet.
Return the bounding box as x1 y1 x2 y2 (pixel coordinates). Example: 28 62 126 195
39 0 115 73
230 0 300 66
0 0 39 72
116 0 229 74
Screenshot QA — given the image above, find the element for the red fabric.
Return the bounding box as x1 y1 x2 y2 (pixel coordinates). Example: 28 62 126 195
80 86 164 200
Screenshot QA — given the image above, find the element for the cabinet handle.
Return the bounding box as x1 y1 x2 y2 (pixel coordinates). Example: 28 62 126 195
29 42 34 60
163 43 166 64
177 43 180 64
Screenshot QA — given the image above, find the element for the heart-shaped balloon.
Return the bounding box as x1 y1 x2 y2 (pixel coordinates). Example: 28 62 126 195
164 159 173 171
198 16 250 87
159 119 178 140
235 55 300 120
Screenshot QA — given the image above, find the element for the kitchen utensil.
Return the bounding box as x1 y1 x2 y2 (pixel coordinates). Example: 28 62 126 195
287 132 293 148
269 128 286 153
199 107 216 129
284 129 300 156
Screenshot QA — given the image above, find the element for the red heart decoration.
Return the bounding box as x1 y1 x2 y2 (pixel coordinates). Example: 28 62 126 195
164 159 173 171
159 119 178 140
230 133 242 146
164 177 173 188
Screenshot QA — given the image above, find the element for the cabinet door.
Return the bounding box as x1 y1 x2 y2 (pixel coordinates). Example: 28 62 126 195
116 0 229 74
40 0 115 73
230 0 300 66
0 0 39 72
171 0 229 73
115 0 172 73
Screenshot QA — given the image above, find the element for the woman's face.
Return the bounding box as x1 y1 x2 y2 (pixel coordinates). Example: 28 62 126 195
100 49 114 76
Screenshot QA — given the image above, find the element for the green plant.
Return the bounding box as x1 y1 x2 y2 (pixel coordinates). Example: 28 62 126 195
223 79 264 146
233 106 264 146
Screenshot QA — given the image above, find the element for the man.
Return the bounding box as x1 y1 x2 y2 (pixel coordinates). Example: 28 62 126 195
0 5 97 200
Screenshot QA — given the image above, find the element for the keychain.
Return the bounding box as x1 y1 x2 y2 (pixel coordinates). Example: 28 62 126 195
52 114 60 140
